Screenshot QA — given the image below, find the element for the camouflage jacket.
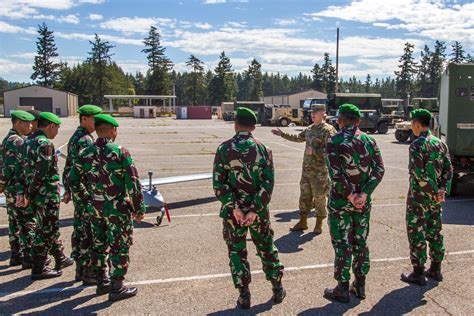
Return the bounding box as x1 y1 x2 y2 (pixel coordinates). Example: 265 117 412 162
62 126 94 194
408 130 453 199
326 125 385 204
213 131 274 219
281 122 336 168
69 137 145 216
22 130 60 200
1 129 25 194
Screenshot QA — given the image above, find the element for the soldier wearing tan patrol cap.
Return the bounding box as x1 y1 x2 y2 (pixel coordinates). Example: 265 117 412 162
272 104 336 234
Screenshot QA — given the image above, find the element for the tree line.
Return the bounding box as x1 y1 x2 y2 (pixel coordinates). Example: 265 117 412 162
2 22 473 107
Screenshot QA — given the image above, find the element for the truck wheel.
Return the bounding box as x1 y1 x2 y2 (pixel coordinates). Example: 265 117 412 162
395 130 409 142
279 118 290 127
377 122 389 134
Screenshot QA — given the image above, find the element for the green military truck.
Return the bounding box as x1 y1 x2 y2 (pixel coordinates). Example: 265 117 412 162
394 98 438 142
221 101 266 123
438 63 474 195
327 93 390 134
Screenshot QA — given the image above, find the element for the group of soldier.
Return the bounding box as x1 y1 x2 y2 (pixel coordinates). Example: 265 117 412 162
1 101 453 309
1 106 144 302
213 104 452 309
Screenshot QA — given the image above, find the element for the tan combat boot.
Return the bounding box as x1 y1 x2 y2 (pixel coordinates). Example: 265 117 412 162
290 215 308 231
313 217 324 235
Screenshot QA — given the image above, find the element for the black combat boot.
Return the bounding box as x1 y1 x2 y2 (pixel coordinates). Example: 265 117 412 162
236 286 251 309
54 253 74 270
271 277 286 304
31 259 62 280
82 267 98 286
109 278 137 302
324 281 350 303
9 251 23 267
350 275 366 300
425 261 443 282
401 266 427 286
22 255 50 270
96 269 111 295
74 263 83 282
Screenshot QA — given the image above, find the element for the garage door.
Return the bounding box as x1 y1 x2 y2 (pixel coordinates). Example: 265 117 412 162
20 97 53 112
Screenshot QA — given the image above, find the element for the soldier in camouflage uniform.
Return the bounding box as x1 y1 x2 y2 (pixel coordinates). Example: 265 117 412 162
26 110 41 134
272 104 336 234
1 110 34 266
324 104 385 303
70 114 145 301
62 104 102 282
213 107 285 310
22 112 73 280
401 109 453 286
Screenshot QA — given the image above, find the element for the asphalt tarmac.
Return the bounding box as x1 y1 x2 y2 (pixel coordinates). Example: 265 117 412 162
0 117 473 315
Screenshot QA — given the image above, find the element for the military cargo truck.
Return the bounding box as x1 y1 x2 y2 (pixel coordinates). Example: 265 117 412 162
261 104 304 127
221 101 266 123
438 63 474 195
394 98 438 142
327 93 390 134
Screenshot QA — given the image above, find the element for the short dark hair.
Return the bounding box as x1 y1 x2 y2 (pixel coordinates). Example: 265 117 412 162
11 117 18 124
27 110 41 120
94 120 113 132
235 115 256 127
339 112 360 125
412 116 431 127
38 118 54 128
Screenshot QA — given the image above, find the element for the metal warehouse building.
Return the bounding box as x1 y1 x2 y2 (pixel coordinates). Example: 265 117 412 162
3 85 78 117
260 89 327 110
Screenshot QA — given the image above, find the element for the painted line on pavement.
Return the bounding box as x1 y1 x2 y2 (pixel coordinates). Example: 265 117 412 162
1 249 473 300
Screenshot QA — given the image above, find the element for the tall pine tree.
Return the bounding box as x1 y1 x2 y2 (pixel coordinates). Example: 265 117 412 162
428 40 446 97
185 55 206 106
417 45 432 97
209 51 235 106
311 63 324 92
321 53 337 94
395 42 417 99
450 41 466 64
245 59 263 101
31 23 61 86
87 33 115 106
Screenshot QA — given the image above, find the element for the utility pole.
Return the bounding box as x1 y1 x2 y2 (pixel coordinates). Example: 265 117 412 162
335 26 340 93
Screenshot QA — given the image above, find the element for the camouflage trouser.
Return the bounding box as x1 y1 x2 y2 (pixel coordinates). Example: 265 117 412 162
328 203 371 282
70 195 93 267
5 191 36 257
90 199 134 280
31 197 64 262
299 166 329 218
406 197 445 267
223 211 284 288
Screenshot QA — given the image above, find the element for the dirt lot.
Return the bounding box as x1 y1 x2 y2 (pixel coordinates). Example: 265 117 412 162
1 117 473 315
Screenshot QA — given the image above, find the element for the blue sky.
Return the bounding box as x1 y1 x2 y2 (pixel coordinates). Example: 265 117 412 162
1 0 473 83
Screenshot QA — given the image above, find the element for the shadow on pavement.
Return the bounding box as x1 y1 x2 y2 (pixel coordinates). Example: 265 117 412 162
274 210 314 223
207 298 274 315
298 298 361 315
359 282 437 315
443 197 474 225
0 274 34 298
274 231 315 254
166 196 217 210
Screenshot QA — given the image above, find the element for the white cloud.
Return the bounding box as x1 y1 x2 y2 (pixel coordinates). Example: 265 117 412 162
88 13 103 21
195 22 213 30
100 17 175 34
57 14 80 24
10 52 37 59
0 59 32 80
0 0 102 19
274 18 297 26
308 0 474 47
0 21 36 35
204 0 226 3
224 21 247 28
55 31 144 46
117 61 149 74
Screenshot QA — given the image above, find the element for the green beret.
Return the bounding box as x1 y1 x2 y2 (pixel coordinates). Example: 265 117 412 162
338 103 361 118
308 104 326 112
39 112 62 125
11 110 35 122
235 107 257 125
77 104 102 116
410 108 432 120
94 114 119 127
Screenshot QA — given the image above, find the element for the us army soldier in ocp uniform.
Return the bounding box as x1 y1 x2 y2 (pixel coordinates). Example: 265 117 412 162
272 104 336 234
70 114 145 301
62 104 103 283
401 109 453 286
1 110 35 266
324 104 385 303
213 107 285 310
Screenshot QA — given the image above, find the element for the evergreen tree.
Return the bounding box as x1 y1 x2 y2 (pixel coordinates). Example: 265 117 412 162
31 23 61 86
321 53 337 94
87 33 115 106
245 58 263 101
142 26 173 97
417 45 432 97
450 41 466 64
185 55 206 106
395 42 418 99
311 63 324 91
365 74 372 93
209 51 235 106
428 40 446 97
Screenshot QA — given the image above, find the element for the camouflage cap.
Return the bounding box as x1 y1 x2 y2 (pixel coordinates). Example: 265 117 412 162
94 113 119 127
26 109 41 120
11 110 35 122
235 107 257 125
39 112 62 125
410 108 432 120
77 104 102 116
308 104 326 112
338 103 361 118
